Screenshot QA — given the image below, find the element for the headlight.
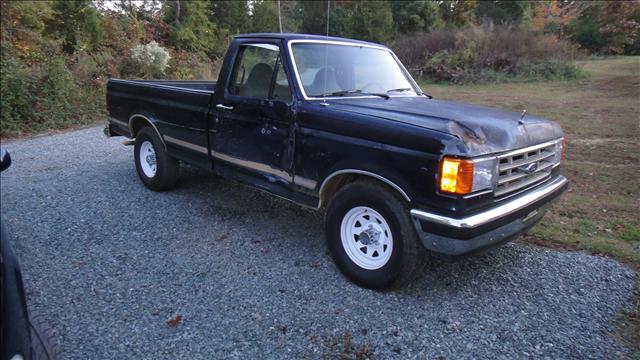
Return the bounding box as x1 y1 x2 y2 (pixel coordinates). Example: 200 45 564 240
552 138 565 165
439 156 498 195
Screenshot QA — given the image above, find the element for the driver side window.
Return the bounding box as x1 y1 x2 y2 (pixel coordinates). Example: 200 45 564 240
229 43 291 101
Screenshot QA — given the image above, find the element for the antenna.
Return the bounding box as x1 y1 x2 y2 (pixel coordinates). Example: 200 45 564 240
277 0 282 33
326 0 330 37
320 0 330 106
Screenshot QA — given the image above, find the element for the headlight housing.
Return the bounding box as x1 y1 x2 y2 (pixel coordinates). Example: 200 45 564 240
439 156 498 195
553 137 566 164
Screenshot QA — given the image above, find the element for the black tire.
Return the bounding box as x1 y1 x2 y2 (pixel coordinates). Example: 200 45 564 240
29 313 62 360
325 180 428 290
134 127 179 191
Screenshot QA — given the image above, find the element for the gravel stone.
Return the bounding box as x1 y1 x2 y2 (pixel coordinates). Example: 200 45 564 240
0 127 637 359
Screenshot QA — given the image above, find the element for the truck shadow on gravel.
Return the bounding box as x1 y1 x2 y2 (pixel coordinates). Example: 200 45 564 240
172 165 603 290
150 165 636 357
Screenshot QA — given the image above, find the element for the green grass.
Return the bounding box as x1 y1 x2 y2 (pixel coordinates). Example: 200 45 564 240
423 56 640 266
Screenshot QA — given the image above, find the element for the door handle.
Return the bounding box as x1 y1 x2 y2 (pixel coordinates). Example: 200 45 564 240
216 104 234 111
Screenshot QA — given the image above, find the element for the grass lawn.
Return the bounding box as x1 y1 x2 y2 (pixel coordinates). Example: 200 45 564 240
423 57 640 266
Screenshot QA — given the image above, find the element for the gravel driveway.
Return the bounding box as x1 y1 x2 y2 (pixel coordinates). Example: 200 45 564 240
0 127 637 359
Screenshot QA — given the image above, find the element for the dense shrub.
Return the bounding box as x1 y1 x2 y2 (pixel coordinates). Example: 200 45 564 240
0 56 104 136
129 41 171 78
166 50 220 80
393 25 583 84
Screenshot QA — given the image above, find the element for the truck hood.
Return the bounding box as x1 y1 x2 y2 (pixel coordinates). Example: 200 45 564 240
328 97 563 156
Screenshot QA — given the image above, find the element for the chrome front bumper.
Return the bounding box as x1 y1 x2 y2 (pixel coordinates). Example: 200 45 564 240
410 176 568 256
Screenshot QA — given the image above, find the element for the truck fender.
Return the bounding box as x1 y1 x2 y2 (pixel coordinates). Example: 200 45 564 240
128 113 167 150
318 169 412 209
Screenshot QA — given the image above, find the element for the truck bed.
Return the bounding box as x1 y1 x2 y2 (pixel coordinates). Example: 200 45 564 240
118 79 216 93
107 78 216 169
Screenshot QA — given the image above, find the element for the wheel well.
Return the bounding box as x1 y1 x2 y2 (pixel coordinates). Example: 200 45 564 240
130 116 150 137
319 171 411 208
128 115 167 150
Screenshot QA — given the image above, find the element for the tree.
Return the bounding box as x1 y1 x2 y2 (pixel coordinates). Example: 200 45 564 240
351 0 395 42
279 0 302 33
599 0 640 55
531 0 589 38
300 0 329 35
475 0 531 25
299 0 354 37
250 0 279 33
209 0 250 35
439 0 477 28
568 1 606 54
47 0 103 53
164 0 220 57
1 0 56 62
391 1 442 34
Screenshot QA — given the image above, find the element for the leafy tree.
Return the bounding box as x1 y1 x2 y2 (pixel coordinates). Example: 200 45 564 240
351 0 395 42
96 0 162 22
568 2 606 54
300 0 329 35
279 0 302 33
439 0 477 28
164 0 220 57
391 1 442 34
1 0 55 61
209 0 250 35
475 0 531 25
47 0 103 53
299 0 353 37
328 3 354 38
598 0 640 55
250 0 279 33
531 0 589 38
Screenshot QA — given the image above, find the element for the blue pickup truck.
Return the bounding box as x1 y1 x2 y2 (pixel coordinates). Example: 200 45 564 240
105 33 568 289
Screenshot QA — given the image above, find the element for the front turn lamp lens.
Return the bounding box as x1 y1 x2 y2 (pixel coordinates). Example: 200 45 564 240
440 157 474 195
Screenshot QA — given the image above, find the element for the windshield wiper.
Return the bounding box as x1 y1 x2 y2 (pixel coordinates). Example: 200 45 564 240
314 89 390 100
386 87 413 93
387 87 433 99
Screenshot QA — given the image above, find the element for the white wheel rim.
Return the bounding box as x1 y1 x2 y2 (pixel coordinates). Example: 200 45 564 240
139 141 157 178
340 206 393 270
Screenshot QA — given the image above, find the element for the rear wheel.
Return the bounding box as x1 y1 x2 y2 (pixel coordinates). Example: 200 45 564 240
134 127 179 191
325 180 428 289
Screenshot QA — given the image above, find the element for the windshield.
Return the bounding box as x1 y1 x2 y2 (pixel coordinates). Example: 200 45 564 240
290 43 419 98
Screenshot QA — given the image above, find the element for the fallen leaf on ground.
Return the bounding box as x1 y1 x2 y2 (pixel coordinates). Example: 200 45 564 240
166 314 182 327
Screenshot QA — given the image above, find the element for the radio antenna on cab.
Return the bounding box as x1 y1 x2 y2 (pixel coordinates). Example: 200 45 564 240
320 0 331 106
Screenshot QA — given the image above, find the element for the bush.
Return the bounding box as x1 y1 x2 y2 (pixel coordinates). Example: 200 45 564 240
129 41 171 78
393 25 583 84
166 50 220 80
0 56 105 137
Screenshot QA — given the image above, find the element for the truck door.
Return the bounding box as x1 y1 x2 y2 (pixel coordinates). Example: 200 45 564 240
211 41 294 195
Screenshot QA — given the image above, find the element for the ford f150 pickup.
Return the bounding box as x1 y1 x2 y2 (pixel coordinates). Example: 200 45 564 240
105 33 568 289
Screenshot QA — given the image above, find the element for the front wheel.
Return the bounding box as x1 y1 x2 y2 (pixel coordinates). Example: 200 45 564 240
134 127 179 191
325 180 428 289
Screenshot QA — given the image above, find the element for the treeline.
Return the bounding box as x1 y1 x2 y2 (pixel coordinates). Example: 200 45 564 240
1 0 639 136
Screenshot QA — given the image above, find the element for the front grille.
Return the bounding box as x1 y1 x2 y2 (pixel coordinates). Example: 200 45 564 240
495 140 561 197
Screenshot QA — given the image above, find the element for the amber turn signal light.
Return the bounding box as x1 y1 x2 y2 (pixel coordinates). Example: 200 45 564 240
440 157 474 195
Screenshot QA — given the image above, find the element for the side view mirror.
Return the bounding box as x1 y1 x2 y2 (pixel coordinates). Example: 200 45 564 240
0 147 11 172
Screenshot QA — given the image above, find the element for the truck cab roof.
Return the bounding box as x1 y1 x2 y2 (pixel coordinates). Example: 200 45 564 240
233 33 388 49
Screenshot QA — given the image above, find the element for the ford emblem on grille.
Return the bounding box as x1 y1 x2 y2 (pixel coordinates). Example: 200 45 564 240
519 162 538 174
